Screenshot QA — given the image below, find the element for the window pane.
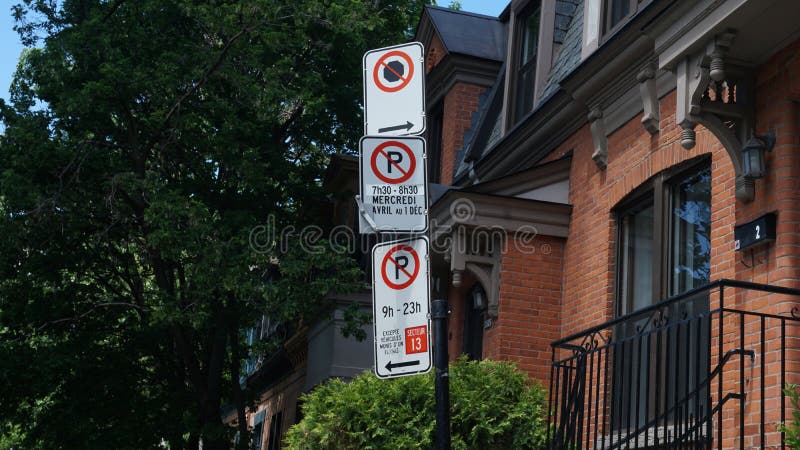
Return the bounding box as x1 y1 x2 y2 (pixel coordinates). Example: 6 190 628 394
520 9 540 65
620 204 654 315
515 63 536 120
515 4 540 121
252 423 263 450
253 411 266 450
670 168 711 296
268 412 283 450
609 0 630 29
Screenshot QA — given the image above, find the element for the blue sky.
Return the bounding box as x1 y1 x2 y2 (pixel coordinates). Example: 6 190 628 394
0 4 20 104
0 1 506 104
449 0 505 17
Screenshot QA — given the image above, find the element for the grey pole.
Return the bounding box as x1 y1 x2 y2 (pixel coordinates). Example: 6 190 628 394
432 298 450 450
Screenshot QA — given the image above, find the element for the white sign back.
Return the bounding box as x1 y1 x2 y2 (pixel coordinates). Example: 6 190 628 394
358 136 428 234
372 237 432 379
363 42 426 136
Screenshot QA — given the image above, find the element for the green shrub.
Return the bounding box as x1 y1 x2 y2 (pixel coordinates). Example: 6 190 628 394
285 358 548 449
778 384 800 449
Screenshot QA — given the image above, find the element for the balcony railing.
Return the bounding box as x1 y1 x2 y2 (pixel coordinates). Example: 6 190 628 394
548 279 800 449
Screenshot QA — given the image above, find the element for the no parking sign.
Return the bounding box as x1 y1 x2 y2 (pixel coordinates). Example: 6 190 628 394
372 237 432 379
359 136 428 234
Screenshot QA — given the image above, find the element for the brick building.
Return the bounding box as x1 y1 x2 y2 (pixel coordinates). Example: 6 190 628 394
419 1 800 448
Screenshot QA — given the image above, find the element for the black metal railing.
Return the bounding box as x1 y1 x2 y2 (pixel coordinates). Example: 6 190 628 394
548 279 800 449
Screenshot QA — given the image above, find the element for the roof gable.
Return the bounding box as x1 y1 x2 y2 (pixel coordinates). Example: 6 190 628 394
417 5 506 62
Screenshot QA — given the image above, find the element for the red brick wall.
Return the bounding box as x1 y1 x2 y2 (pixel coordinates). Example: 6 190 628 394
423 30 485 185
738 38 800 295
492 234 566 385
550 91 737 338
737 38 800 448
443 233 565 388
426 34 447 74
440 82 485 185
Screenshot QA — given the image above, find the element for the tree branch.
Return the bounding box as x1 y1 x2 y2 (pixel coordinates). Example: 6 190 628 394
102 0 127 22
37 301 148 331
163 23 260 126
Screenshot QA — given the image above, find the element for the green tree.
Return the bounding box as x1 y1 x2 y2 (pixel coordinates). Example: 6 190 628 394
432 0 462 9
285 358 549 450
0 1 428 448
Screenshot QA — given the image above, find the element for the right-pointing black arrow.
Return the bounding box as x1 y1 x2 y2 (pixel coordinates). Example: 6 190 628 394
385 360 421 372
378 121 414 134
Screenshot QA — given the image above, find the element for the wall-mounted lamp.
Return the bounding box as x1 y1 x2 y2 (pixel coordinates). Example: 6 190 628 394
742 132 776 179
472 288 484 310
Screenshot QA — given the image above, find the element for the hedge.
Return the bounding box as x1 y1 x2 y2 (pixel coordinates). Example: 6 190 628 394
285 358 548 449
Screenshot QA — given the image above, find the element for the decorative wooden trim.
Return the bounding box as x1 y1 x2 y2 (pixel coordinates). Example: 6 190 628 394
673 29 757 201
588 107 608 169
637 64 660 134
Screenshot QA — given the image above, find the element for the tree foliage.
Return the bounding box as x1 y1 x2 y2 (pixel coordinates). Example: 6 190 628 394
285 358 549 450
0 0 428 448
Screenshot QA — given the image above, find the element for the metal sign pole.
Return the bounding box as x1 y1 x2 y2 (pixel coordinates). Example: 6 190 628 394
432 298 450 450
363 39 442 441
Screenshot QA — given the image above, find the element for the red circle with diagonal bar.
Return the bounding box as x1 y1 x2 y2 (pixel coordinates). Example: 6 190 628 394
370 140 416 184
373 50 415 93
381 245 420 290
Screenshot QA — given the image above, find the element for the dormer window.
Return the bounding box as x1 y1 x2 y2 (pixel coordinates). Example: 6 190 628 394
603 0 646 38
607 0 631 29
514 2 541 122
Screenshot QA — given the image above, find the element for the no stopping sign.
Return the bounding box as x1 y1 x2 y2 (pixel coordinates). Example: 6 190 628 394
363 42 426 136
373 50 415 93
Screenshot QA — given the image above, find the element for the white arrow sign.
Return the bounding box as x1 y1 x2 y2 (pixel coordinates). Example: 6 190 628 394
372 237 432 379
363 42 426 136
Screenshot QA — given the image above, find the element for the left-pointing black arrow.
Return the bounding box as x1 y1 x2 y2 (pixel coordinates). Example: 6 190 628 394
378 121 414 134
385 360 420 372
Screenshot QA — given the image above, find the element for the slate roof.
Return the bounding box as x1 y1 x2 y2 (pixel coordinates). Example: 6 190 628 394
424 6 506 62
554 0 581 45
454 64 506 179
539 0 584 101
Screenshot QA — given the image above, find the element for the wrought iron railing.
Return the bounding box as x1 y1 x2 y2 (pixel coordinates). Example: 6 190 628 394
548 279 800 449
